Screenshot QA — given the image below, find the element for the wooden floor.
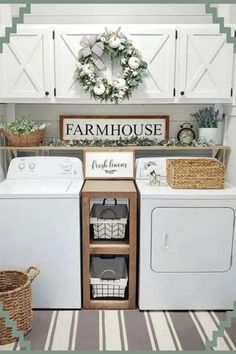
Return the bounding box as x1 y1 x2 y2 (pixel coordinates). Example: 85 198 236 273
0 309 236 351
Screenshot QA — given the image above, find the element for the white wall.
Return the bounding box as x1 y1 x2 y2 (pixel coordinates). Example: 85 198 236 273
23 4 211 24
15 104 211 141
225 116 236 185
224 7 236 185
0 104 6 181
230 5 236 23
224 105 236 185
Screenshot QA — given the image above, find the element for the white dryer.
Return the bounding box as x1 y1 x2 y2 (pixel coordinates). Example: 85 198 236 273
0 156 84 309
136 157 236 310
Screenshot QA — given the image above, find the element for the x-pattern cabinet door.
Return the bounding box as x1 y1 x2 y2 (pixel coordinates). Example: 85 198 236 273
126 26 176 102
177 26 234 101
54 26 100 101
0 26 52 100
54 25 176 102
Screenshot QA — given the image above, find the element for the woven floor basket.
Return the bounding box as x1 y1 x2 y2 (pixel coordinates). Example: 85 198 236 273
166 158 225 189
2 129 45 147
0 267 39 345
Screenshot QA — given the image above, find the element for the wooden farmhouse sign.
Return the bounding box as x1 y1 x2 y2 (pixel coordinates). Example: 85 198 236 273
84 151 134 179
60 115 169 141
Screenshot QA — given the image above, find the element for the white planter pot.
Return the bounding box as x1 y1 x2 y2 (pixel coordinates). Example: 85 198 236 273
198 128 221 145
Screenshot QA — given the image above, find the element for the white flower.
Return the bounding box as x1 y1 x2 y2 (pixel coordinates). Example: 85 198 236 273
109 36 121 48
112 78 126 89
77 62 83 69
127 49 133 55
39 124 46 130
118 45 124 50
121 58 127 65
82 63 95 76
128 57 141 69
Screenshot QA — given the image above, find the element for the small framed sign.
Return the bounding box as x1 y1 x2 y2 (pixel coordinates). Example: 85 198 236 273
84 151 134 179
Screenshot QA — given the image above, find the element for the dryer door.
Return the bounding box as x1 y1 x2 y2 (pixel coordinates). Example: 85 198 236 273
151 207 234 272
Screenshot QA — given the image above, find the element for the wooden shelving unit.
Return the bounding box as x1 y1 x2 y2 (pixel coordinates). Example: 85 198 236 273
0 145 230 164
81 180 137 309
0 145 230 152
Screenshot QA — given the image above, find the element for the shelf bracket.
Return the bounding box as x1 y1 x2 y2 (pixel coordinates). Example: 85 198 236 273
212 148 227 165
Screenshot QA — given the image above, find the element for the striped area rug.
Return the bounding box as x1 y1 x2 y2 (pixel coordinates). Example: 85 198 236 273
0 310 236 351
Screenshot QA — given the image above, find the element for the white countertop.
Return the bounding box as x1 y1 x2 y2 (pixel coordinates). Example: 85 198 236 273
135 179 236 199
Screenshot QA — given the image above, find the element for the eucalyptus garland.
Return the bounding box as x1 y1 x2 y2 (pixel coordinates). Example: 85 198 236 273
44 137 215 148
75 28 148 103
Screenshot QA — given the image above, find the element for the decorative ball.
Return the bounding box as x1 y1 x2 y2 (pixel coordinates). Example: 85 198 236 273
113 78 126 89
128 57 141 69
109 36 121 49
93 83 105 96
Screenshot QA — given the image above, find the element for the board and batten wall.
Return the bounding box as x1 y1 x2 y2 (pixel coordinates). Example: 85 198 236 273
14 104 210 141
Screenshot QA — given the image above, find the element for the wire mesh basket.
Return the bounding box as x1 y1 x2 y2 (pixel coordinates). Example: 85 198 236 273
90 199 128 240
90 256 128 298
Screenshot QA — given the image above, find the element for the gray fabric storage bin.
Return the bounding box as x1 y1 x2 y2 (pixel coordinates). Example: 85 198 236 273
90 199 128 240
90 256 128 298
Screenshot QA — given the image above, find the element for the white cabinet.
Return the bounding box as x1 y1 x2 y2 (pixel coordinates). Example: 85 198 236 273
0 26 53 101
54 26 98 101
52 24 235 103
54 25 176 102
177 26 234 101
0 24 234 103
151 207 234 273
125 27 176 102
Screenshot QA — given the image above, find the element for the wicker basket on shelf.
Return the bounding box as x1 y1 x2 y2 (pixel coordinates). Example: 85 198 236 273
1 129 46 147
166 158 225 189
0 267 39 345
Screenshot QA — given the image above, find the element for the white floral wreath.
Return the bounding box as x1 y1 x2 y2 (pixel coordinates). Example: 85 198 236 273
75 27 148 104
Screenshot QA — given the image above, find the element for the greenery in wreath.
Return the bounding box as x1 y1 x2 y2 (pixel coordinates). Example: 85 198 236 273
75 27 148 103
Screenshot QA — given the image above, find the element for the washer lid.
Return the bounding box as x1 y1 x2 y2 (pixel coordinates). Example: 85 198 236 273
0 179 83 198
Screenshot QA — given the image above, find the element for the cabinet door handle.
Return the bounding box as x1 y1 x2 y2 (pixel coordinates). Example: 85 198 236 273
180 91 185 96
164 233 168 249
45 91 50 96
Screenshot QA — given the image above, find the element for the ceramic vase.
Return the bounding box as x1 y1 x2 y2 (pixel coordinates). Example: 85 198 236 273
198 127 221 145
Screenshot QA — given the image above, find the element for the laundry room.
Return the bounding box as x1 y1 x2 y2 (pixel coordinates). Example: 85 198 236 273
0 2 236 352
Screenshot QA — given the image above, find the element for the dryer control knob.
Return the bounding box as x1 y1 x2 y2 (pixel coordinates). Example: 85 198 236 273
18 162 25 170
29 162 36 170
62 163 72 172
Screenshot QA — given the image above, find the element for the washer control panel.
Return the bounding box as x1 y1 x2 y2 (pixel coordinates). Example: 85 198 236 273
8 157 83 180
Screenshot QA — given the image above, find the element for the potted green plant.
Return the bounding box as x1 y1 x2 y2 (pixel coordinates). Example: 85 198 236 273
191 107 222 145
0 115 48 147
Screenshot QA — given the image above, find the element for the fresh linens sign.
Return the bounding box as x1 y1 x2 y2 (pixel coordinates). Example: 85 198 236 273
84 151 134 179
60 115 169 141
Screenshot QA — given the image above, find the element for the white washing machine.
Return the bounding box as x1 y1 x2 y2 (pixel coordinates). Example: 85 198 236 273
136 157 236 310
0 156 84 309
